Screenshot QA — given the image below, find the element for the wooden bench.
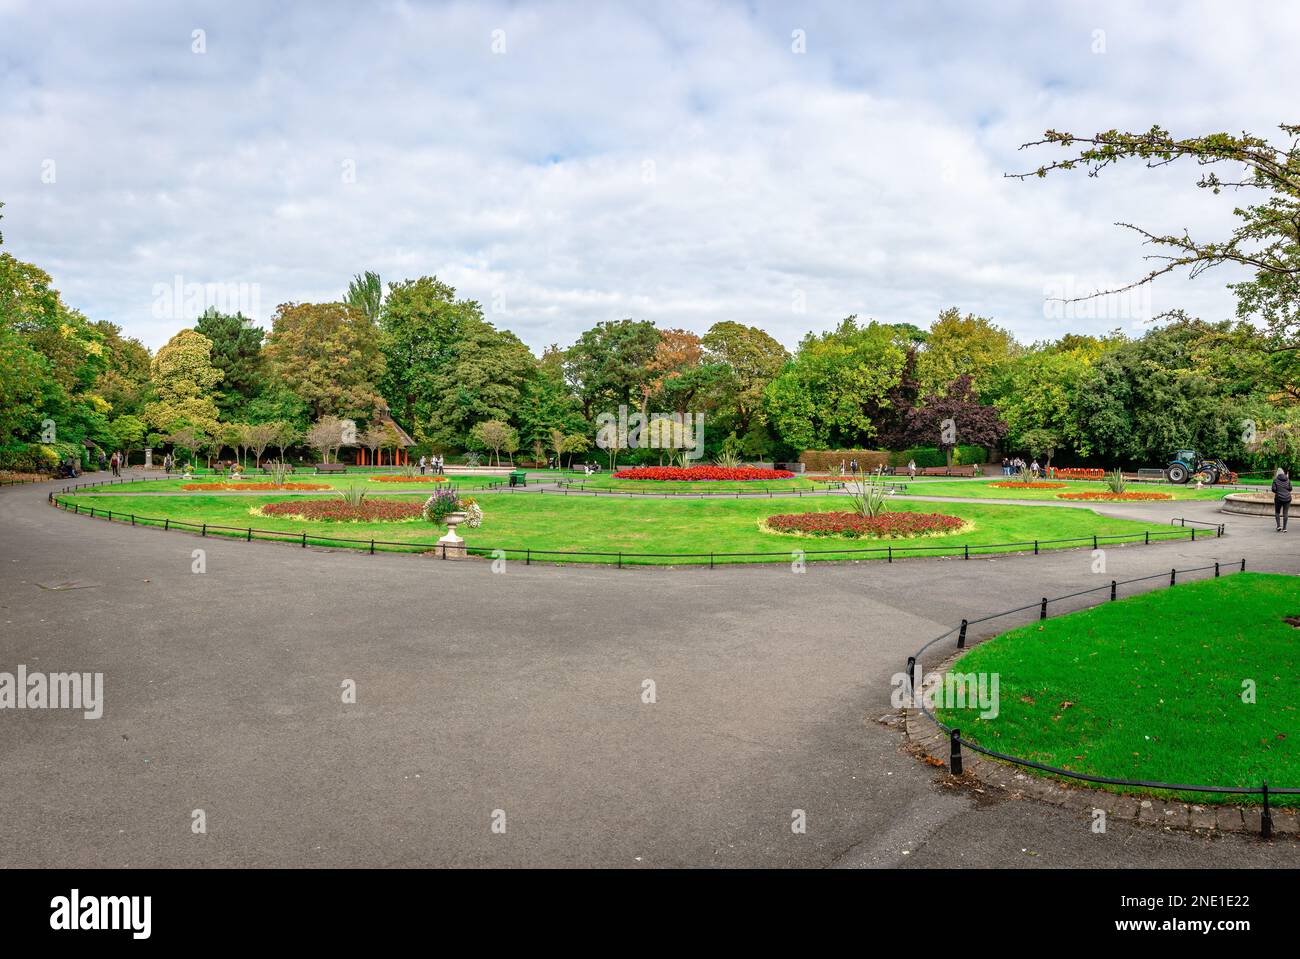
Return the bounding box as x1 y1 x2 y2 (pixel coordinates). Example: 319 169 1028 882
314 463 348 474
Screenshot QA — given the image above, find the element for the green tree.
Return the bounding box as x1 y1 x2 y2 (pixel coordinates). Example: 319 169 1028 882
915 308 1019 397
345 271 383 325
563 319 661 419
195 308 266 417
144 329 223 436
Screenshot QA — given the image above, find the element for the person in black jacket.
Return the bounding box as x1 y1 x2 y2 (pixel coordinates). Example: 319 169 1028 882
1272 468 1292 532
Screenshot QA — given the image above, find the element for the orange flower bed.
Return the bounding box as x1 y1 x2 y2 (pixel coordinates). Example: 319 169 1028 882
369 475 449 483
1055 491 1173 501
989 482 1067 489
181 482 332 491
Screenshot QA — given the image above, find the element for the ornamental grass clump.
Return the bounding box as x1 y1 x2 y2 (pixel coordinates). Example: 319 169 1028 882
339 483 368 506
1104 468 1127 494
844 473 889 518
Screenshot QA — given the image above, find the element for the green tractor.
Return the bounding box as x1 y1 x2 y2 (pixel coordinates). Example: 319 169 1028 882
1164 449 1236 485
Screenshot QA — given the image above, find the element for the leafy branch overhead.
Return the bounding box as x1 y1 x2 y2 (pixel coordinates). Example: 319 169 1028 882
1011 124 1300 346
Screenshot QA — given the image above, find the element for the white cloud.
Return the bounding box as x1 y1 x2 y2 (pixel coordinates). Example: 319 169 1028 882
0 0 1294 351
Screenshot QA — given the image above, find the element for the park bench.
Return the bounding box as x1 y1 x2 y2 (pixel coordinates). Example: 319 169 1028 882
314 463 348 474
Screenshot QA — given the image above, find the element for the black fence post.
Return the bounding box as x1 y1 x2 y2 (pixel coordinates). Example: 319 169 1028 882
963 544 969 560
1040 597 1048 620
526 548 531 566
1033 540 1039 555
1262 782 1273 839
1093 533 1097 549
958 619 968 649
1241 558 1247 571
949 729 963 775
1170 568 1176 586
369 539 375 555
201 523 206 537
1191 527 1196 542
1215 561 1220 578
887 545 892 563
164 518 169 531
1144 530 1149 545
301 531 307 548
1110 580 1116 601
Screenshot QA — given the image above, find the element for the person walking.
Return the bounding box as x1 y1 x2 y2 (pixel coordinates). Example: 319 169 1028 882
97 449 107 471
1272 467 1292 532
1001 456 1009 476
907 458 916 479
419 455 427 476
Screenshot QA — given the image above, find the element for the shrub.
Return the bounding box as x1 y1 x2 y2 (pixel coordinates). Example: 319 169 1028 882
339 483 368 506
1104 468 1127 493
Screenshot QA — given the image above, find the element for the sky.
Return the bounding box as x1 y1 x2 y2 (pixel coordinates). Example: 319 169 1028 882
1 0 1296 353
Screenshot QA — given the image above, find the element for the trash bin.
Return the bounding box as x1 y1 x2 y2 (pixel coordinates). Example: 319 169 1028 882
509 470 527 488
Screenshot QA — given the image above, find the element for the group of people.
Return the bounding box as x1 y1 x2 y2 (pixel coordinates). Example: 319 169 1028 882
1001 456 1041 477
418 455 445 475
95 449 127 477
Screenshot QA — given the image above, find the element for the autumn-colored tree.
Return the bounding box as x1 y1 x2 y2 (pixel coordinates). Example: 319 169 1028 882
264 302 384 420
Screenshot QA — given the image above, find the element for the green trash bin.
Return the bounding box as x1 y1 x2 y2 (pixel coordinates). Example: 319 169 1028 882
509 470 527 488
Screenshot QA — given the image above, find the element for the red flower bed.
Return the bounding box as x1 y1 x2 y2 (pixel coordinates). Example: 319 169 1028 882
259 500 425 521
1051 468 1105 480
369 475 449 483
182 482 331 491
1055 491 1173 501
613 466 794 481
763 511 966 539
989 482 1067 489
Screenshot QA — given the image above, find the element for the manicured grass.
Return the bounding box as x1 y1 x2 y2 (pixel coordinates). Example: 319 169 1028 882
58 492 1194 565
903 479 1227 501
561 475 828 493
936 573 1300 805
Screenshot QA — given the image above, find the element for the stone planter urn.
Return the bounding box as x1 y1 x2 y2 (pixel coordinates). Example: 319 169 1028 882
437 511 468 558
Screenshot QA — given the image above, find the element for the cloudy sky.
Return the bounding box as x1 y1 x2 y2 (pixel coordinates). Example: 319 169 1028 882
1 0 1295 352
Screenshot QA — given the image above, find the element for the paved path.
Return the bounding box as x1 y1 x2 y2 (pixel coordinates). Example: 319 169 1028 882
1 476 1297 867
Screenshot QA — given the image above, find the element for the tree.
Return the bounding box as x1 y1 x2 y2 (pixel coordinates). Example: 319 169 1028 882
563 319 661 419
560 432 591 468
469 419 517 466
345 271 383 325
764 317 909 451
906 374 1008 464
1012 124 1300 349
915 308 1019 397
109 414 147 466
166 426 207 467
270 421 301 463
245 421 278 467
195 308 265 417
702 321 789 440
377 276 480 430
144 329 223 437
1019 427 1062 467
264 302 384 420
306 415 351 464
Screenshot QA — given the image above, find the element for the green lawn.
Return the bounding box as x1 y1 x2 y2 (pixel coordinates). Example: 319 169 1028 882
58 492 1194 565
936 573 1300 805
902 478 1228 501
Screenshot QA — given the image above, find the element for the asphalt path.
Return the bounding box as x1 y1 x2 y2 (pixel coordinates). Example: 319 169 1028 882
1 474 1297 867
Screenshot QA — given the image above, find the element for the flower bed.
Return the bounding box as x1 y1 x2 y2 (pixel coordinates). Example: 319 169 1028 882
1051 468 1105 480
1055 491 1173 501
369 475 449 483
761 511 967 539
989 482 1067 489
613 466 794 481
259 500 425 522
182 482 331 491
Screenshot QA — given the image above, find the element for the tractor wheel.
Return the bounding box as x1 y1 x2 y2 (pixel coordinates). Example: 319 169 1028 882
1165 464 1188 484
1198 467 1218 486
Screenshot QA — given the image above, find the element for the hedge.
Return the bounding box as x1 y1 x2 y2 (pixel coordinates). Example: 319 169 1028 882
798 449 892 472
